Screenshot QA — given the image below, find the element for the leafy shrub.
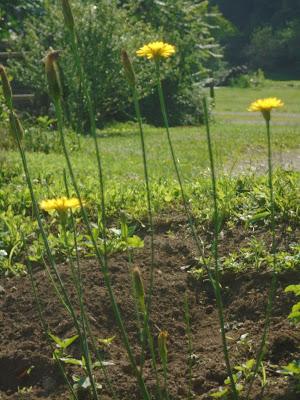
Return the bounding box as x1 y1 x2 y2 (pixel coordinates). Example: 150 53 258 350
9 0 226 127
229 69 265 88
9 0 155 131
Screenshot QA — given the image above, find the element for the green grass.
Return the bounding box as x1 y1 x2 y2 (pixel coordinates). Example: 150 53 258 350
212 80 300 114
3 119 299 185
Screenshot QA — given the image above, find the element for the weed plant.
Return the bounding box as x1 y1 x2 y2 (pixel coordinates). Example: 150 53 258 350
0 1 299 399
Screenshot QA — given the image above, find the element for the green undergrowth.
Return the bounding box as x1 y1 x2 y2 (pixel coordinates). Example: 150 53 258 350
0 145 299 277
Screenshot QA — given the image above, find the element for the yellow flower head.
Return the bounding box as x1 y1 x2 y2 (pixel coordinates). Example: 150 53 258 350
40 197 81 213
136 41 175 60
248 97 284 121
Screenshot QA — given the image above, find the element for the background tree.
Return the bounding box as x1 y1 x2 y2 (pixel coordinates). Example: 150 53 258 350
9 0 227 127
211 0 300 76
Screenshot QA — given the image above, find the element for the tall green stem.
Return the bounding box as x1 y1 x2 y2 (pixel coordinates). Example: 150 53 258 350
154 62 206 257
127 85 161 398
184 294 193 400
155 60 237 400
6 96 98 398
60 212 99 400
203 98 238 400
27 263 79 400
246 119 278 399
132 88 155 312
63 170 117 399
53 98 151 400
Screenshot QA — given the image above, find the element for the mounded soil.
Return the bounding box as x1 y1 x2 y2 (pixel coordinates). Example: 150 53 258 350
0 215 299 400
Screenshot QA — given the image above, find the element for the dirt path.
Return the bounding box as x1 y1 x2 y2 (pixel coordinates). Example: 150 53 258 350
226 149 300 174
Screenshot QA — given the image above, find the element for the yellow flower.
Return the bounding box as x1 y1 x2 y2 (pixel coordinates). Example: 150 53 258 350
248 97 283 121
40 197 81 213
136 41 175 60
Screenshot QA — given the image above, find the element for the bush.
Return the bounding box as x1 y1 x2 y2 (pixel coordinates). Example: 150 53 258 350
9 0 228 127
229 69 265 88
9 0 155 131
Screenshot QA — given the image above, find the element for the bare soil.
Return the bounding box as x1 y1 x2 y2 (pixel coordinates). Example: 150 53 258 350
0 215 299 400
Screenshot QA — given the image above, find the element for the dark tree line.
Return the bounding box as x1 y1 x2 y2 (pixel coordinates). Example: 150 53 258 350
211 0 300 76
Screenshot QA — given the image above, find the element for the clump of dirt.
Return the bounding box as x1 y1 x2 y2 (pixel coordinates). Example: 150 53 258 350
0 217 299 400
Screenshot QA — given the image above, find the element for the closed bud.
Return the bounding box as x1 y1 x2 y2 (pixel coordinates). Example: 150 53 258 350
43 50 62 101
9 111 24 141
158 331 168 365
0 64 13 107
61 0 75 31
132 266 145 313
121 50 136 87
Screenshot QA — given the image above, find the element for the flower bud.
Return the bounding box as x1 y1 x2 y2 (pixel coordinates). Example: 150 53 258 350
43 50 62 101
121 50 136 87
61 0 75 31
158 331 168 365
132 266 145 313
9 111 24 141
0 64 13 107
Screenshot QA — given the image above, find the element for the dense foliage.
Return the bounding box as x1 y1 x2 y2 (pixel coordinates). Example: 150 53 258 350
0 0 44 42
211 0 300 76
8 0 225 128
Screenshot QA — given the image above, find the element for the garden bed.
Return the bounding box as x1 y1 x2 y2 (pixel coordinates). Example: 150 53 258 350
0 216 299 400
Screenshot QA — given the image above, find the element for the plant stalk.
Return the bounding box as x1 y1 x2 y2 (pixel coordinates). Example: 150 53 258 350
203 98 238 400
246 118 278 399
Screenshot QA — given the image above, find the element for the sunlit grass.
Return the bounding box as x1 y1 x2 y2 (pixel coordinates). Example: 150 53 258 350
212 80 300 114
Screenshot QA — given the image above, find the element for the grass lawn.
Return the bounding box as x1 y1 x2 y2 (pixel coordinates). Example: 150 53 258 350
212 79 300 114
4 118 299 187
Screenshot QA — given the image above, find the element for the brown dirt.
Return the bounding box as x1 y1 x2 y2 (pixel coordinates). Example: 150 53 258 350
0 216 299 400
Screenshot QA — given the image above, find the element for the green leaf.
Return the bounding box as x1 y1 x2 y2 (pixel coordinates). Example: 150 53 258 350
127 235 144 248
210 387 228 398
49 333 64 348
59 357 83 366
285 285 300 296
245 359 255 370
98 335 116 346
247 211 270 225
288 302 300 322
61 334 79 349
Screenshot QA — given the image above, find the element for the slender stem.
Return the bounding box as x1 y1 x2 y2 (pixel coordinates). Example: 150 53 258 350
246 119 278 399
155 64 237 396
60 212 99 400
184 294 193 400
162 359 169 400
203 98 238 400
64 196 117 400
132 88 155 314
27 263 78 400
154 63 207 258
54 98 151 400
8 106 93 399
68 30 108 249
131 87 162 396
